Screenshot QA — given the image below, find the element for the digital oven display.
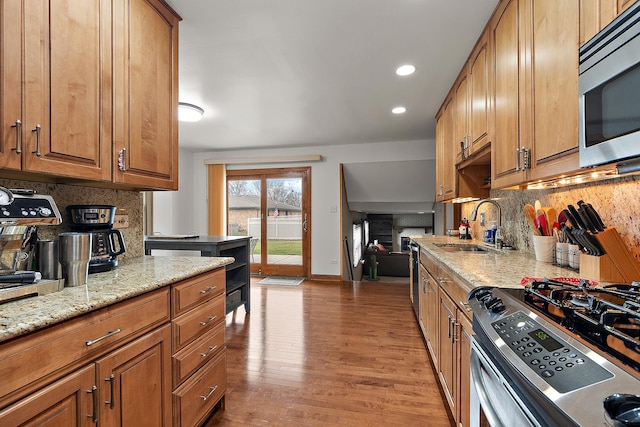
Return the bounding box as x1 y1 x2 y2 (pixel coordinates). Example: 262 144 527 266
528 329 563 352
83 212 99 220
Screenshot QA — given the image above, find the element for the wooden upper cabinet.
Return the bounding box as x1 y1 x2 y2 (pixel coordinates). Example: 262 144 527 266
1 0 112 181
113 0 180 190
453 73 468 164
580 0 635 46
528 0 580 180
436 97 456 201
468 32 490 155
491 0 524 188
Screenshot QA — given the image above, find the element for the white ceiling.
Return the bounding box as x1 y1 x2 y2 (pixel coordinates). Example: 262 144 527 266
165 0 499 152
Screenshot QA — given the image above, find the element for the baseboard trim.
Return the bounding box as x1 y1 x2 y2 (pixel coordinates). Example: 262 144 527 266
309 274 342 282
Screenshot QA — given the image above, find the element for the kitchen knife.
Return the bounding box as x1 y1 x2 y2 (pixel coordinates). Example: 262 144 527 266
562 208 580 230
576 204 599 234
561 224 582 249
567 205 587 230
586 203 606 231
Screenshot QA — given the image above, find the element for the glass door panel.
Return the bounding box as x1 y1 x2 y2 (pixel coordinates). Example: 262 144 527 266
266 177 303 267
227 179 262 265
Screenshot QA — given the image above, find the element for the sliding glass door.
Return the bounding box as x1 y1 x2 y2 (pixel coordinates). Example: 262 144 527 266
227 167 310 277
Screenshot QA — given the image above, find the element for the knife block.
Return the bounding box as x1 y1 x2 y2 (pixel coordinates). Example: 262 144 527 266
579 227 640 283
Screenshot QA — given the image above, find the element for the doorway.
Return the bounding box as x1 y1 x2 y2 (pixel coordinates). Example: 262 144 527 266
226 167 310 277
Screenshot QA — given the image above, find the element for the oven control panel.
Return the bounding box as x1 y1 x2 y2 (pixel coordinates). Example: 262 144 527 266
492 311 613 393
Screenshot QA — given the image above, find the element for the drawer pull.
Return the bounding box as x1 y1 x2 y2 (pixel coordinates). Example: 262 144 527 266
105 374 115 409
460 301 473 312
87 385 98 423
86 328 121 346
200 385 219 401
200 345 218 358
200 285 218 294
11 119 21 154
200 316 217 326
31 124 42 156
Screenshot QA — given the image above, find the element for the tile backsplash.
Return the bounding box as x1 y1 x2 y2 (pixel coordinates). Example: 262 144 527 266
0 179 144 259
461 175 640 261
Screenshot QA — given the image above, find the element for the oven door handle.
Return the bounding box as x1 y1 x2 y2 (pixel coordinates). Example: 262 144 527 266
470 350 506 427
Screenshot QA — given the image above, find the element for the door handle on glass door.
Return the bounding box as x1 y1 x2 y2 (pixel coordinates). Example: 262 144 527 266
303 213 308 232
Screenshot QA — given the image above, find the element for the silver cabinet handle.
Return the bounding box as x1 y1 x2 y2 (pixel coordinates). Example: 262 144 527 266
200 285 217 294
460 301 473 312
118 148 126 171
452 320 459 343
447 315 452 339
200 345 218 358
200 385 218 401
85 328 121 346
515 147 521 171
87 385 98 423
31 124 41 156
11 120 21 154
200 316 217 326
105 374 115 409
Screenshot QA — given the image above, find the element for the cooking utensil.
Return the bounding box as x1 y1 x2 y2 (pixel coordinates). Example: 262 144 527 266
524 204 541 236
535 200 542 214
537 209 549 236
545 207 557 234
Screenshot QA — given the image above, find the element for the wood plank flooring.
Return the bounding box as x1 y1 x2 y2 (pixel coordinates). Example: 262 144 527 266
204 277 453 426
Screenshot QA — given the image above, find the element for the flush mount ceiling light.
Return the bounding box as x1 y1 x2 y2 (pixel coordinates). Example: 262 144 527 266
392 106 407 114
395 64 416 76
178 102 204 122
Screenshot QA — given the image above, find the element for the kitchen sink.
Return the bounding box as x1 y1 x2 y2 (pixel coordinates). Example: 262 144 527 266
433 243 489 253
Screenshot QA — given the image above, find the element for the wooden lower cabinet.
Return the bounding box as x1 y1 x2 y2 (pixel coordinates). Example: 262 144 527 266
0 365 95 426
96 324 172 426
418 247 476 427
171 269 227 426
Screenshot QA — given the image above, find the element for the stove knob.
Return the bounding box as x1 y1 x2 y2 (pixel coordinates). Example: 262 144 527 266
39 207 52 217
474 288 492 301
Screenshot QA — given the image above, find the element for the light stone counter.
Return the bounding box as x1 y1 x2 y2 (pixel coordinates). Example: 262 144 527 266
412 235 582 292
0 256 233 343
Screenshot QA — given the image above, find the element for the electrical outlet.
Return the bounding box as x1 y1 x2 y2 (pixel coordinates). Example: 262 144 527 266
480 212 486 227
330 259 337 264
114 214 129 229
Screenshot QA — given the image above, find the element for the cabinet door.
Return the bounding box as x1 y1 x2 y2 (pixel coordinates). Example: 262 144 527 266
454 73 468 164
491 0 525 188
96 325 172 427
457 314 473 427
22 0 112 181
425 271 439 365
528 0 580 180
0 365 95 427
418 265 428 337
114 0 179 190
468 33 490 154
438 293 457 414
436 97 456 201
0 0 23 170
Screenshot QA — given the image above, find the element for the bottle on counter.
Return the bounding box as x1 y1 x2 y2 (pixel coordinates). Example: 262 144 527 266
459 218 471 240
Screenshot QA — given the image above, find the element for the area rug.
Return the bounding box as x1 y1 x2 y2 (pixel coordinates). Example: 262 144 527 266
258 277 304 286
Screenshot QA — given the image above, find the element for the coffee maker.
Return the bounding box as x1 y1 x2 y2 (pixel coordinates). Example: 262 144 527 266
67 205 126 273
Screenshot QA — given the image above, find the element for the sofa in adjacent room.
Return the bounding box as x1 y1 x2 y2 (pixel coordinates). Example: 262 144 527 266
362 246 409 277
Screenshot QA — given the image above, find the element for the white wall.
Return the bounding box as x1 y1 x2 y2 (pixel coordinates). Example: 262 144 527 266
154 139 435 276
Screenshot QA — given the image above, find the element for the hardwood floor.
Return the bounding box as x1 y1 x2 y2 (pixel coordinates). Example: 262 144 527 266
205 277 453 426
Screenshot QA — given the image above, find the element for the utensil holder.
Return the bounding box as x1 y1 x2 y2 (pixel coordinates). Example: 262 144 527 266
579 227 640 282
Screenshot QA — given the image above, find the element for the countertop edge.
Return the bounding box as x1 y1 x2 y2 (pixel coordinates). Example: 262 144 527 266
0 255 233 343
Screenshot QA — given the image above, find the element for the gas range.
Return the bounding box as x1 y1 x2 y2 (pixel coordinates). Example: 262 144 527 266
468 279 640 427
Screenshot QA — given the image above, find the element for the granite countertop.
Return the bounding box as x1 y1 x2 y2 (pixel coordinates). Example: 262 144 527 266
0 256 233 343
412 235 582 292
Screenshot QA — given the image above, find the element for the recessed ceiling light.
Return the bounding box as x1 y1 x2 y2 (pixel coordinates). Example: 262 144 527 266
396 64 416 76
178 102 204 122
392 106 407 114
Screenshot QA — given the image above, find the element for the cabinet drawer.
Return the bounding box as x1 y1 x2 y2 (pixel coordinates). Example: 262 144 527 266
438 267 473 321
173 322 225 387
0 289 170 403
173 351 226 427
172 268 225 317
172 294 225 351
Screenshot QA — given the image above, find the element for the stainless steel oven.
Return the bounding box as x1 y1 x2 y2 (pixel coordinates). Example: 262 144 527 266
579 1 640 170
468 284 640 427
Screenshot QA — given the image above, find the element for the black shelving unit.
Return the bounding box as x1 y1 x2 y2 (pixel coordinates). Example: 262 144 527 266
144 235 251 314
368 214 393 248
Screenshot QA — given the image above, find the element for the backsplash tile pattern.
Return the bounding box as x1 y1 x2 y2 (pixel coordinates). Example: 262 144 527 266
0 180 144 259
462 175 640 260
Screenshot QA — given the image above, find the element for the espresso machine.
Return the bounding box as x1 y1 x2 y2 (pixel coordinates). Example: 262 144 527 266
0 187 64 303
67 205 126 273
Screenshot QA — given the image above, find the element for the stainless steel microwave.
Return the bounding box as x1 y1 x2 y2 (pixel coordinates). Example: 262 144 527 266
579 1 640 170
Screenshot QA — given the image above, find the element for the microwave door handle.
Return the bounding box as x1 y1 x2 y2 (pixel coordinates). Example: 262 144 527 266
470 351 507 427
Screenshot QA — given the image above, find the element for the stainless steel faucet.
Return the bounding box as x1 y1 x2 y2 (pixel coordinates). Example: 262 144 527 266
470 198 502 227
